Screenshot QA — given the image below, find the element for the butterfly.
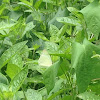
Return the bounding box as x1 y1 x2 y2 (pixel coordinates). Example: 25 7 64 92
38 49 52 67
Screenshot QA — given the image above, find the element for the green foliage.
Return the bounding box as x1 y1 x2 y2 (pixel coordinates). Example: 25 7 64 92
78 92 100 100
43 59 62 94
1 0 100 99
72 39 100 92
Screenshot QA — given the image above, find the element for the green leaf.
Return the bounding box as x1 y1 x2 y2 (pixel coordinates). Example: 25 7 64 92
72 39 100 92
6 64 21 79
78 92 100 100
0 83 8 92
23 22 35 37
56 17 80 26
18 2 34 11
43 59 62 94
48 7 68 28
9 66 28 93
20 0 32 6
87 0 94 2
88 80 100 94
49 24 66 42
25 75 43 83
80 1 100 37
0 73 8 85
71 40 84 69
0 4 5 15
25 89 42 100
0 21 16 31
9 54 23 68
43 0 56 4
58 59 70 76
8 11 23 22
34 0 43 10
0 41 27 69
33 31 48 41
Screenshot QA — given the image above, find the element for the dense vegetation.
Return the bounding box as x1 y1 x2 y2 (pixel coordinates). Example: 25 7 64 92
0 0 100 100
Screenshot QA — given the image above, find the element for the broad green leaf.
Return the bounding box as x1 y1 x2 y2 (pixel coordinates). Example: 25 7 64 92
0 21 16 31
88 80 100 94
49 25 67 42
78 92 100 100
80 1 100 37
3 0 9 3
18 2 34 11
56 17 80 26
49 24 59 42
49 24 59 37
0 41 27 69
6 64 21 79
48 7 68 28
33 31 48 41
9 66 28 93
9 54 23 68
38 49 52 67
8 11 23 21
61 95 72 100
0 73 8 84
0 4 5 15
71 40 84 69
23 22 35 37
87 0 94 2
20 0 32 6
0 83 8 92
58 59 70 76
72 39 100 92
43 59 62 94
13 91 24 100
44 41 59 54
67 7 79 14
34 0 43 10
25 75 43 83
25 22 35 32
43 0 56 4
25 89 42 100
48 79 64 98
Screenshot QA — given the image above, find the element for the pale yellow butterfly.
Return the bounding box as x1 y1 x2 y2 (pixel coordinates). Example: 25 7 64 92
38 49 52 67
